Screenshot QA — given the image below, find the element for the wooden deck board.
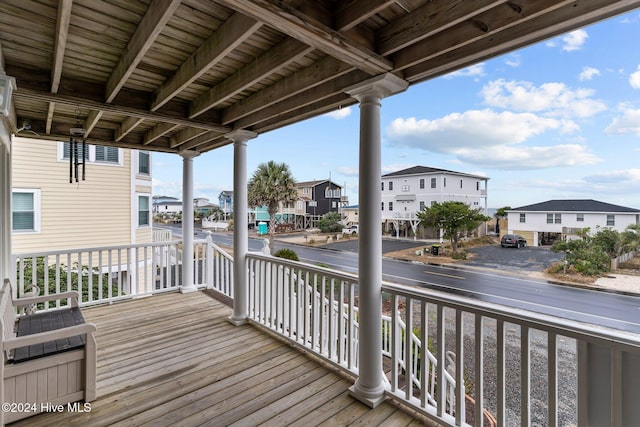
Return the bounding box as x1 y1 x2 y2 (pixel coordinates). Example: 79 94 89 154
8 291 437 427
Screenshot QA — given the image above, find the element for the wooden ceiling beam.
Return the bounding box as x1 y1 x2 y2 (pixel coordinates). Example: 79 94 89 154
222 56 354 125
105 0 181 103
115 116 144 142
404 0 640 83
189 37 314 118
51 0 72 94
14 87 230 133
144 122 179 145
177 130 219 152
83 110 103 137
169 127 209 149
335 0 397 31
151 12 263 111
392 0 574 71
218 0 392 75
233 69 369 130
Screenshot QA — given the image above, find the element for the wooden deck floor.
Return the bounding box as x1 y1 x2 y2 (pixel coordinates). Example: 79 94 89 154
10 291 436 427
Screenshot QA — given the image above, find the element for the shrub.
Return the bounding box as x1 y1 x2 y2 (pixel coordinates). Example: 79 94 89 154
273 248 299 261
452 250 467 260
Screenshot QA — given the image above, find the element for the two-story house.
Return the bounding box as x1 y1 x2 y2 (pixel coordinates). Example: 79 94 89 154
153 195 181 215
12 137 153 253
294 180 346 229
381 166 489 238
507 199 640 246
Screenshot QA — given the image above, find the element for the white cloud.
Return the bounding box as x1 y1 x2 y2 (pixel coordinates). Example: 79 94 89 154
455 144 600 170
445 63 486 79
630 65 640 89
324 107 352 120
579 66 601 81
562 29 589 51
504 54 521 68
481 79 606 118
335 166 359 176
605 108 640 136
385 109 601 170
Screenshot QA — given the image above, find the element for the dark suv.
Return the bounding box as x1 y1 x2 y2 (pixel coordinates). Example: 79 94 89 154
500 234 527 248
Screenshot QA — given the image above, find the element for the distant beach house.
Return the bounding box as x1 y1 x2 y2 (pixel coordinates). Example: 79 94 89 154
507 199 640 246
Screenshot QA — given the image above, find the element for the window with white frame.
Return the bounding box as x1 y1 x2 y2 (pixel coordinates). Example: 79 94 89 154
419 179 424 189
95 145 119 163
555 214 561 224
138 151 150 175
12 189 40 232
606 214 615 226
547 213 553 224
62 142 89 160
389 201 393 211
138 195 150 226
443 177 447 187
381 182 384 191
61 142 120 164
381 202 384 210
389 181 393 191
520 213 526 223
576 213 584 222
430 177 436 188
419 201 425 211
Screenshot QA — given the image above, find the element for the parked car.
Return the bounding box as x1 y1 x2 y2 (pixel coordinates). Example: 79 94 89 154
342 225 359 235
501 234 527 248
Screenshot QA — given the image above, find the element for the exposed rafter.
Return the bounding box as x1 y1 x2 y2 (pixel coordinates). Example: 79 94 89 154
217 0 393 75
151 12 263 111
105 0 181 103
335 0 397 31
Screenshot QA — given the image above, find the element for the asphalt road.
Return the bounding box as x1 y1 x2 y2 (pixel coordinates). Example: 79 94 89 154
159 225 640 333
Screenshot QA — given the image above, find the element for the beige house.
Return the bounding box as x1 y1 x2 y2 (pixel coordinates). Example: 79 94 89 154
11 137 153 253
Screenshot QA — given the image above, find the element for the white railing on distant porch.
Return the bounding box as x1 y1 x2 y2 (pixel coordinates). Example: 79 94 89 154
246 252 640 427
12 234 234 309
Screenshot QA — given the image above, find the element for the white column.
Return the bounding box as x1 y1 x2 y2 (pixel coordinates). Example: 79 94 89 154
180 150 199 293
346 73 407 407
226 130 257 325
0 132 11 282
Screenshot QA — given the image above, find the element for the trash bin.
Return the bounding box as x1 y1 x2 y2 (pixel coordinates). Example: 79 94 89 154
431 244 441 256
257 222 267 235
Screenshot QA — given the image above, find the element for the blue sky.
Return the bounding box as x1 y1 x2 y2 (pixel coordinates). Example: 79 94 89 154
153 10 640 210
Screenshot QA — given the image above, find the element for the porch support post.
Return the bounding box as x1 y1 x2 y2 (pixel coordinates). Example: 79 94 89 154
0 123 11 283
227 129 257 326
346 73 407 408
180 150 199 293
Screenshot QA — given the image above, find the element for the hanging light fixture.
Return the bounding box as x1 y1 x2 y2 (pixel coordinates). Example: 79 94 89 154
69 108 87 183
0 71 17 118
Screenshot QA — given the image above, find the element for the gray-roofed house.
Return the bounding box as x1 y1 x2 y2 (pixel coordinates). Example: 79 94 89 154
507 199 640 246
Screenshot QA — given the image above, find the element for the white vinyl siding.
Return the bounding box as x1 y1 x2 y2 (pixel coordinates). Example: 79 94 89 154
12 189 40 232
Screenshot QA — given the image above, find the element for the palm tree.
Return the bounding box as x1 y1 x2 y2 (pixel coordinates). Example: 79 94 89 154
248 161 297 251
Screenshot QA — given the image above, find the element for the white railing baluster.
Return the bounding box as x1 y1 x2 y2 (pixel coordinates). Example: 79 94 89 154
437 304 445 418
455 310 465 425
497 319 506 426
475 313 484 427
420 300 427 408
405 296 413 401
55 254 61 309
521 325 530 427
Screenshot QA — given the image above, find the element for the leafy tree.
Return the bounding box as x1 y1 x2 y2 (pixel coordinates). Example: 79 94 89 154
551 228 615 276
417 201 490 253
317 211 342 233
247 161 297 252
621 223 640 252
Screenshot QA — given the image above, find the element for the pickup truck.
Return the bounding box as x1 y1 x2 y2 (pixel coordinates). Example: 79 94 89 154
342 225 358 235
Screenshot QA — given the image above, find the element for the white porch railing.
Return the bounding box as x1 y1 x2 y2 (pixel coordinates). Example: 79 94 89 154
11 234 233 309
246 252 640 427
12 241 640 426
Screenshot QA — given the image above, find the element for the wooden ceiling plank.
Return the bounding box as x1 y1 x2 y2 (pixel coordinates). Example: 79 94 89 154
115 116 144 142
335 0 397 31
150 12 263 111
222 56 354 125
144 122 179 145
392 0 574 71
169 127 209 148
377 0 508 55
218 0 392 75
189 37 314 118
106 0 182 103
45 102 55 134
14 87 231 133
